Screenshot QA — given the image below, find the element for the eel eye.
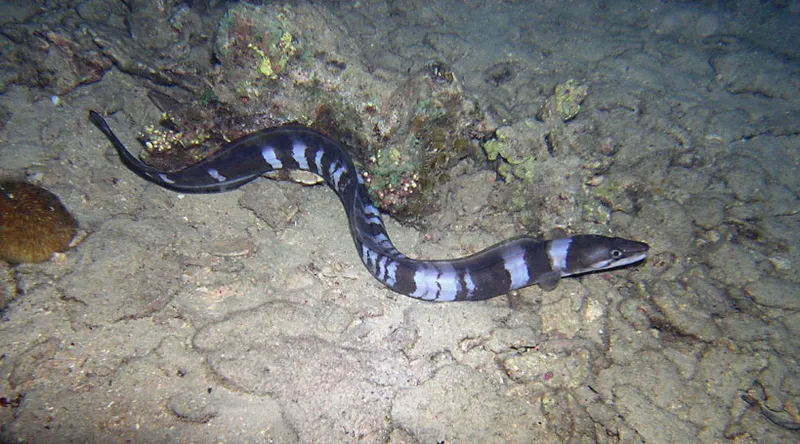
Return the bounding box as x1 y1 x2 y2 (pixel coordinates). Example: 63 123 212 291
610 249 623 259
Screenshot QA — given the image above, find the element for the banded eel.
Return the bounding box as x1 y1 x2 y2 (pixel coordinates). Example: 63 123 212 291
89 111 648 302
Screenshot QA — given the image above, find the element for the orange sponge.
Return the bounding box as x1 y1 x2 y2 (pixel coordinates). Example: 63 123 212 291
0 181 78 263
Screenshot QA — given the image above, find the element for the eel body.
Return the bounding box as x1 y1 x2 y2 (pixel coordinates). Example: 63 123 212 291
89 111 648 301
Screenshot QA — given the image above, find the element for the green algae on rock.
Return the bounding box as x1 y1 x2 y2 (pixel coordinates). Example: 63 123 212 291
0 181 77 263
553 79 588 122
214 3 304 98
482 123 545 182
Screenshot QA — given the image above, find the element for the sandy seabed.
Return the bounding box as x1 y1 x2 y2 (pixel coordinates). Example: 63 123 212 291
1 1 799 442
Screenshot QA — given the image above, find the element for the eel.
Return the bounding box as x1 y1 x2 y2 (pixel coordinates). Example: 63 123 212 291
89 111 648 301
